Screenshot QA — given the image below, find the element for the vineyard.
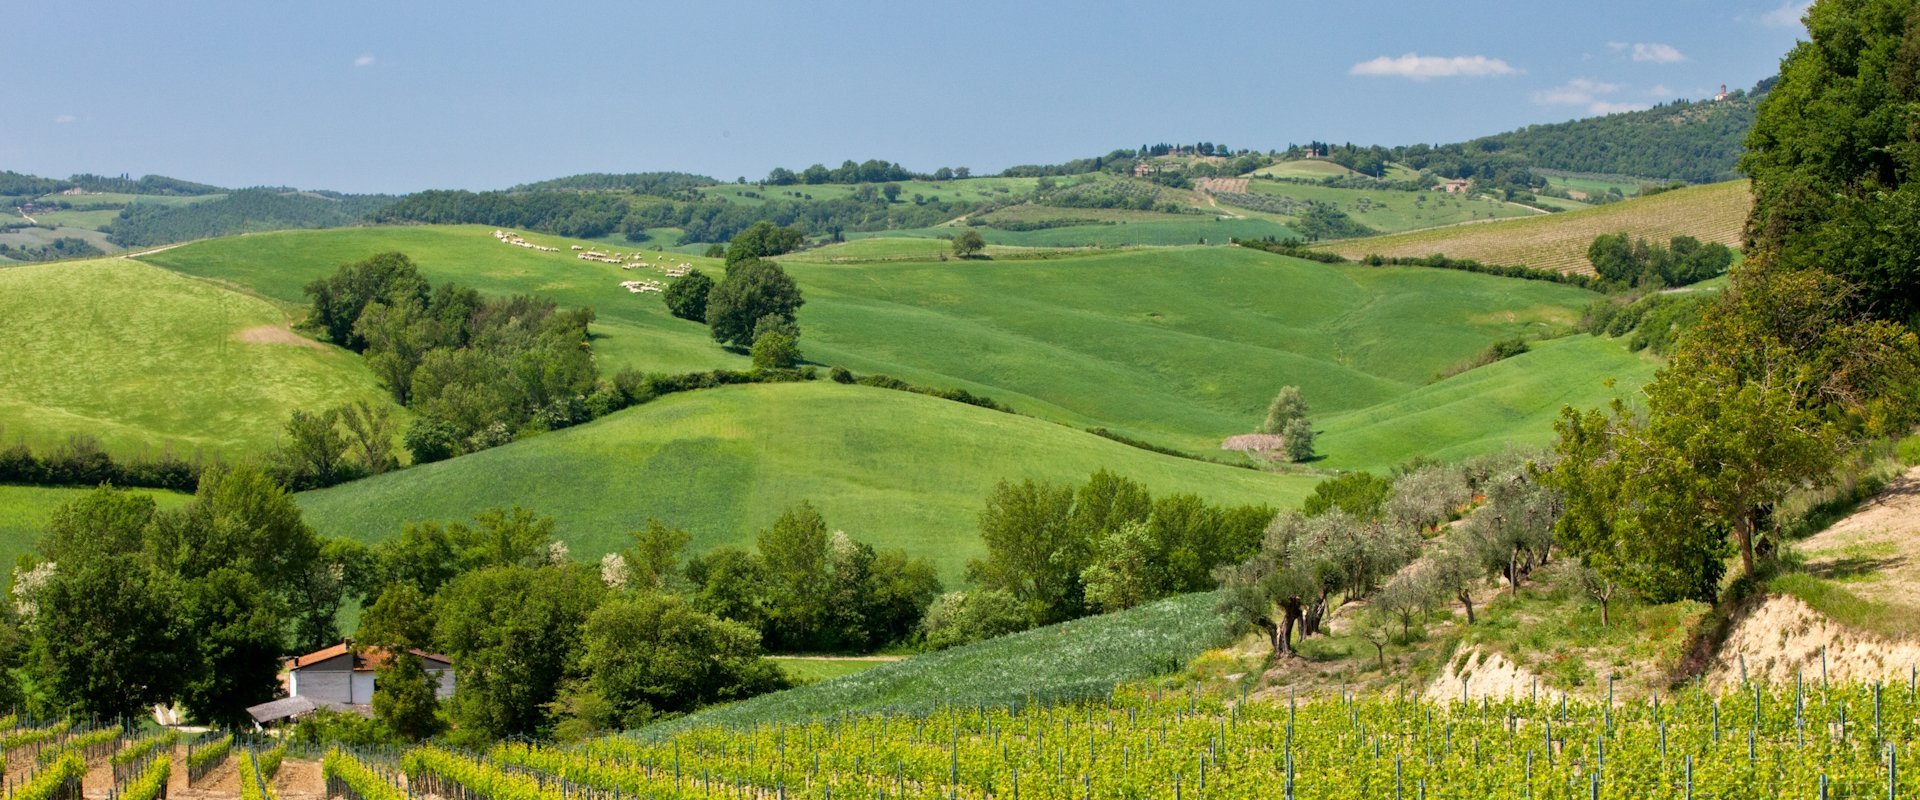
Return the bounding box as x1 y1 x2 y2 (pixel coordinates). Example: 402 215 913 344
309 677 1920 799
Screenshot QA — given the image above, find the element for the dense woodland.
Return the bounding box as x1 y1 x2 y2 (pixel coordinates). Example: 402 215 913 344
106 189 394 247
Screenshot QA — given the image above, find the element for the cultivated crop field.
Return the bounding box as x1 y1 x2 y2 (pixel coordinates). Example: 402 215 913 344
1327 180 1751 274
0 258 395 457
295 382 1317 579
1251 159 1361 179
335 673 1920 800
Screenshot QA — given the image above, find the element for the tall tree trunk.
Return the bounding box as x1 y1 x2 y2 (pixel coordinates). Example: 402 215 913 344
1255 616 1281 657
1735 512 1758 579
1457 588 1476 625
1280 599 1303 655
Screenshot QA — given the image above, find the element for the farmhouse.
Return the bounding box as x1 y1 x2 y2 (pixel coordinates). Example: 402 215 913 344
244 640 454 727
1439 178 1471 194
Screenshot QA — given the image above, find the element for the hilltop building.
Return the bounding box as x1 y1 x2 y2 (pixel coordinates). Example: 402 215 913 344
1715 84 1731 102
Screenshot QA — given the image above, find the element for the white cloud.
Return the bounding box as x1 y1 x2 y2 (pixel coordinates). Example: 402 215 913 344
1532 78 1647 115
1648 84 1674 97
1348 53 1519 81
1760 2 1812 28
53 114 76 124
1608 41 1686 63
354 55 376 67
1589 101 1652 115
1630 43 1686 63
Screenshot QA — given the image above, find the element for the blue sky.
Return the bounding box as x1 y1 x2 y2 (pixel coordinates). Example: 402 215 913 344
5 1 1811 194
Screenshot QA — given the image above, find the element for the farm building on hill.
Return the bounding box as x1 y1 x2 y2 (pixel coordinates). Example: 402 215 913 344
245 640 455 727
1439 178 1471 194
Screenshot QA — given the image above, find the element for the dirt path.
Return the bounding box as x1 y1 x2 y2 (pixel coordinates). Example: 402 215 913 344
274 758 326 800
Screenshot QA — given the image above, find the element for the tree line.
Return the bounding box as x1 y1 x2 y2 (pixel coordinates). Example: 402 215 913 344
106 189 395 248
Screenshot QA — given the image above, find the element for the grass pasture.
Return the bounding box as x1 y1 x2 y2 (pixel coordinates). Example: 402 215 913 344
702 177 1040 207
778 238 1072 264
294 382 1318 580
1325 180 1751 274
140 225 745 375
0 258 395 458
853 216 1296 248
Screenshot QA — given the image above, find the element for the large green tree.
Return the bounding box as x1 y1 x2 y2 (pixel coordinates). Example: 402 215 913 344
433 564 605 740
705 259 804 348
1742 0 1920 322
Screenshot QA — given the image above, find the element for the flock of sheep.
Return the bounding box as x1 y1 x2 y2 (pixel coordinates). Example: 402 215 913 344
492 230 691 296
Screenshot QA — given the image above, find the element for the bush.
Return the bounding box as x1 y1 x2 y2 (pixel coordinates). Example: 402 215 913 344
662 269 713 322
920 589 1031 651
829 366 854 384
404 417 463 464
750 331 801 370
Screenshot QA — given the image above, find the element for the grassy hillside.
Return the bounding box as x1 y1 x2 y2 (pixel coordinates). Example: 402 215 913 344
1313 335 1659 469
1239 180 1536 232
1325 180 1750 274
0 258 394 458
643 591 1230 735
853 216 1295 248
140 225 743 375
0 485 189 571
783 247 1600 458
295 382 1317 580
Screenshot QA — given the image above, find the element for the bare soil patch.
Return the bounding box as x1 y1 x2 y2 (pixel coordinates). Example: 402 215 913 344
1705 594 1920 691
1796 466 1920 610
274 757 326 800
234 325 326 350
1423 647 1559 703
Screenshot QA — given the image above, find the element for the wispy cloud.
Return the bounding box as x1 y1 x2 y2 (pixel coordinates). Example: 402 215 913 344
54 114 76 124
1348 53 1519 81
1607 41 1687 63
1760 1 1812 28
1532 78 1650 115
354 55 376 67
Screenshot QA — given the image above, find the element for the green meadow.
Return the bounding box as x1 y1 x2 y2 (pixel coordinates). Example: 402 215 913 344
849 216 1295 248
701 177 1040 207
294 381 1318 580
0 258 394 458
1251 160 1360 179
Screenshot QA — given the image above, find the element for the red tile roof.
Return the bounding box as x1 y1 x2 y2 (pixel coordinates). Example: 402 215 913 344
285 641 452 672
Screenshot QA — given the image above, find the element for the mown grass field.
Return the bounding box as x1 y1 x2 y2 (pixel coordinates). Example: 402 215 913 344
140 225 744 375
1313 335 1659 470
295 382 1318 580
1241 180 1536 233
784 247 1602 460
1326 180 1751 274
643 591 1230 735
778 238 1072 264
0 485 189 572
1250 160 1359 179
0 258 395 458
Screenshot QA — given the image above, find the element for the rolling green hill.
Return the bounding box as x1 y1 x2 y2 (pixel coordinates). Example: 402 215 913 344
140 225 743 375
1325 180 1751 275
295 382 1318 580
1313 335 1658 469
781 246 1604 459
144 227 1643 468
0 258 396 458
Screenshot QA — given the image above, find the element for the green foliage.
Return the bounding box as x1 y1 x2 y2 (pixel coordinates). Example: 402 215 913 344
1218 510 1418 655
1081 520 1157 612
723 221 805 265
372 190 632 239
0 236 105 262
950 228 986 257
1302 472 1392 519
561 592 788 731
918 589 1031 650
372 649 444 742
1742 0 1920 321
1587 232 1733 287
1466 85 1765 182
1259 386 1307 435
1281 418 1315 462
706 258 803 348
433 563 605 739
106 188 393 248
11 752 84 800
662 269 712 321
749 330 800 370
